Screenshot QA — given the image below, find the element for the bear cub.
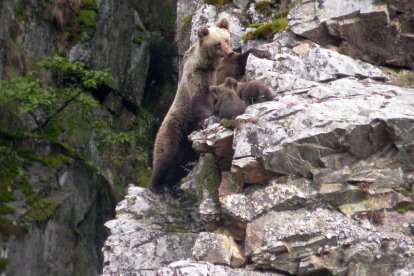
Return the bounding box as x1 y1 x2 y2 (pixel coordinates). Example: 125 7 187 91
236 79 274 105
210 77 246 119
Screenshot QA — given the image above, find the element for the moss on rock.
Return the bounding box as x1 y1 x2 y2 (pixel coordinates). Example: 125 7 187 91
243 17 288 42
77 10 97 27
42 153 71 169
25 198 59 222
0 258 8 272
132 36 144 45
203 0 232 5
193 154 221 202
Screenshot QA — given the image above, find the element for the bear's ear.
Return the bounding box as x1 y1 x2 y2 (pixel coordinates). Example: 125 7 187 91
216 18 229 30
197 27 209 39
224 77 237 89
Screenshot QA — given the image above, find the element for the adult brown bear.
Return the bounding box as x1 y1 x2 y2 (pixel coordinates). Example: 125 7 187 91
149 18 233 194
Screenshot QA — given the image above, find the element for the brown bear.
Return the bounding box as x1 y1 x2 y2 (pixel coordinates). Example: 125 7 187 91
235 78 274 105
182 47 272 85
149 18 233 194
216 48 272 85
210 77 246 119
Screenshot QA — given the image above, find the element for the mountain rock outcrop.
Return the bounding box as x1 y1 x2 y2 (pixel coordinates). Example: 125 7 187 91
102 0 414 275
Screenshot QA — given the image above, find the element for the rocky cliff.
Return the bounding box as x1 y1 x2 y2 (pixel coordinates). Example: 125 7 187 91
0 0 176 274
103 0 414 275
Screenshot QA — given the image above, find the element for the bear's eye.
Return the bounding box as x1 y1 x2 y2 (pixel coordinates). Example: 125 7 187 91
215 42 221 49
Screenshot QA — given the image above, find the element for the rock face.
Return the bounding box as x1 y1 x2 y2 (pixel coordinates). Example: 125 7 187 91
289 0 414 68
103 1 414 275
0 137 115 276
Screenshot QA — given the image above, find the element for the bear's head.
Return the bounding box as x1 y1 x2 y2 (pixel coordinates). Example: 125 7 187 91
197 18 233 59
210 77 238 101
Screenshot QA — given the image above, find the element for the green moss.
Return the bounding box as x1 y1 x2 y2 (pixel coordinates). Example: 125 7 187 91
25 198 59 222
0 257 8 273
182 15 193 24
243 17 288 42
164 224 185 233
77 10 97 27
255 1 272 15
16 147 41 162
136 23 145 32
219 118 233 128
40 0 48 9
42 154 71 169
135 167 152 188
395 72 414 88
203 0 232 5
132 36 144 45
15 3 26 21
395 202 414 213
213 227 231 236
0 204 13 214
193 154 221 202
82 0 98 11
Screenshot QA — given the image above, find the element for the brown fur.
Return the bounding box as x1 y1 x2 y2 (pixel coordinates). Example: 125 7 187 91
149 19 233 194
236 79 274 105
210 78 246 119
216 48 272 85
181 47 271 85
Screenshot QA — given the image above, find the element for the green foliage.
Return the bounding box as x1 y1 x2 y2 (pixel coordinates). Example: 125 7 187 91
255 1 272 15
81 0 98 11
395 202 414 213
0 146 24 202
243 18 288 42
164 224 185 233
15 3 26 21
203 0 232 5
39 55 112 89
132 36 144 45
0 73 55 113
24 198 59 222
42 154 71 169
135 167 152 188
182 15 193 24
244 0 293 42
0 204 13 214
219 118 232 128
193 154 221 202
136 23 145 32
0 258 7 273
15 147 41 162
77 10 97 27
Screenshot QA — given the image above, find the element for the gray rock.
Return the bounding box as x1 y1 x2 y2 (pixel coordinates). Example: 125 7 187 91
69 41 91 66
158 260 282 276
192 232 245 267
246 207 414 275
102 186 202 275
289 0 414 67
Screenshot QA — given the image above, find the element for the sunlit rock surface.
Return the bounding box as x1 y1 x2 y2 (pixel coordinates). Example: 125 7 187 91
103 0 414 275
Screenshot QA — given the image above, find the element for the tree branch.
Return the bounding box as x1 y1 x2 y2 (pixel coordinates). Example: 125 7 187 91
34 91 82 132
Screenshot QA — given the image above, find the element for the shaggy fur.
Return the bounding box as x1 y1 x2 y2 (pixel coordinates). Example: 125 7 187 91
210 78 246 119
216 48 272 84
236 79 274 105
149 19 233 194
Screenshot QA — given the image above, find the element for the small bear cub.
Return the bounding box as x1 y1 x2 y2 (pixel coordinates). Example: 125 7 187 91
210 77 246 119
236 79 274 105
